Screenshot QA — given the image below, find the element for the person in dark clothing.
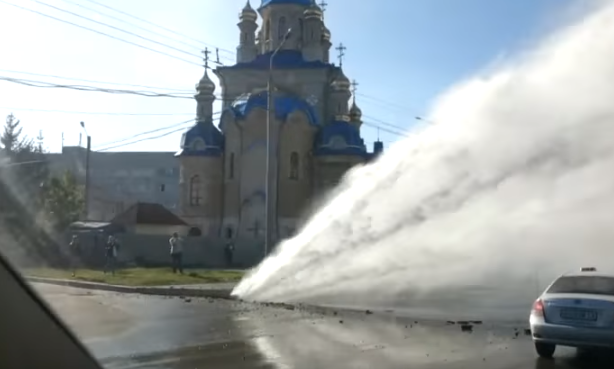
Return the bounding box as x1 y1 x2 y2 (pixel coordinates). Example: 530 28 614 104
169 232 184 274
68 235 81 277
104 235 119 275
224 241 235 268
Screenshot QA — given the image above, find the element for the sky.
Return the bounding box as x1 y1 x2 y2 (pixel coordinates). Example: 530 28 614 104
0 0 576 154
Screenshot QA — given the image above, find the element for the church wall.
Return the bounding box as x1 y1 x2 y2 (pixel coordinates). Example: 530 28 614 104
277 111 315 229
313 155 365 199
179 156 224 236
259 4 308 52
222 114 242 239
237 108 273 239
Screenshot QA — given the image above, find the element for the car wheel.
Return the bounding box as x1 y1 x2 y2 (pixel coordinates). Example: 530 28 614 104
535 342 556 358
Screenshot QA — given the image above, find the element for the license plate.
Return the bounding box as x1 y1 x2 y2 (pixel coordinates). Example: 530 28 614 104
560 308 598 321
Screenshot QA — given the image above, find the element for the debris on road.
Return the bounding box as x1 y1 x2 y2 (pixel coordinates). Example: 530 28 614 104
460 324 473 332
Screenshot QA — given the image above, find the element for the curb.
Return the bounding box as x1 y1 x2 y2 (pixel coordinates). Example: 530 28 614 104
27 277 235 299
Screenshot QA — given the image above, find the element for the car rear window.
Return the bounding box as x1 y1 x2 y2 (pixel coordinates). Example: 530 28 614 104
547 276 614 296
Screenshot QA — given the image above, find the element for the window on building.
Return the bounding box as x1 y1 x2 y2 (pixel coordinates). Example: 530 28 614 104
188 227 202 237
289 152 299 180
265 19 271 41
299 18 304 39
225 227 234 239
229 153 235 179
189 175 202 206
278 17 287 41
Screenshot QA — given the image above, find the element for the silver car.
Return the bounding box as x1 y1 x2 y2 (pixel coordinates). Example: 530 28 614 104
529 267 614 358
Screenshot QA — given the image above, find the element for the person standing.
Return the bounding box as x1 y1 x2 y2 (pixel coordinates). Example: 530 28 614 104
169 232 184 274
104 235 119 276
224 241 235 268
68 234 81 277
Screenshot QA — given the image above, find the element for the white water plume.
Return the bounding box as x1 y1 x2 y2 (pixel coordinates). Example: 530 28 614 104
234 2 614 311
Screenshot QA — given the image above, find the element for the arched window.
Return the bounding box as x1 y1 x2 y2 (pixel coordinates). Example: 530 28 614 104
241 32 247 44
298 18 304 41
229 153 235 179
189 175 202 206
265 19 271 41
278 17 287 41
225 227 234 239
289 152 299 180
188 227 202 236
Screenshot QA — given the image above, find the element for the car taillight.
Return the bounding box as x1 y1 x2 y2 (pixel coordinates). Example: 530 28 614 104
532 299 545 317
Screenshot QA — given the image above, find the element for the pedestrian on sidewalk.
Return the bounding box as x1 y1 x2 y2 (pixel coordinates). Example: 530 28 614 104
68 234 81 277
169 232 184 274
104 235 119 276
224 241 235 268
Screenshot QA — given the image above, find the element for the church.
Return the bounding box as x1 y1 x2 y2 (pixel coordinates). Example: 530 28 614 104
176 0 383 243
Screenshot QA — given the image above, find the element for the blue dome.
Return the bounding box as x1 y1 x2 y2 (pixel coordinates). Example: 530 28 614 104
314 120 368 157
228 91 319 125
176 120 224 157
260 0 312 8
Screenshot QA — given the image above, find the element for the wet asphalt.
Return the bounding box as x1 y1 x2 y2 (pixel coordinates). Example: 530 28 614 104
34 283 614 369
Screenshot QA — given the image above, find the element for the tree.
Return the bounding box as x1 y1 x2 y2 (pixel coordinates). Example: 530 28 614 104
42 171 84 231
1 113 32 153
0 114 49 209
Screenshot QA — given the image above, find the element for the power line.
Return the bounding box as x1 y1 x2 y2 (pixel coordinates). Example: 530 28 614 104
6 2 425 128
31 0 204 63
0 76 193 99
1 72 414 135
0 69 192 93
0 0 201 67
362 121 409 139
60 0 206 55
93 118 197 150
0 106 194 116
82 0 236 57
12 1 426 127
96 126 188 152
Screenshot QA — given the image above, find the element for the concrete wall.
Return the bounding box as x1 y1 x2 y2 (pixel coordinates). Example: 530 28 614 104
64 233 264 269
47 147 180 221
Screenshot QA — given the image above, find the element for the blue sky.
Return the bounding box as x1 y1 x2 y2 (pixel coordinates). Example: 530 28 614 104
0 0 576 153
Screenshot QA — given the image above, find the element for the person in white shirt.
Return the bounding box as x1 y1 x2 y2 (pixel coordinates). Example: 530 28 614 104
169 232 184 274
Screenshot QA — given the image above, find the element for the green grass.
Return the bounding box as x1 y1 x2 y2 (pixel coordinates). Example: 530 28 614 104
26 267 245 286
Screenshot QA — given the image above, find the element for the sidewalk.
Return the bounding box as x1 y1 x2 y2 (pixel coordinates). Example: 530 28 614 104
27 276 237 299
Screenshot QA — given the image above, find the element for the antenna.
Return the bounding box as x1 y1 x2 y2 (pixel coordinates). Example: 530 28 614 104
215 48 220 65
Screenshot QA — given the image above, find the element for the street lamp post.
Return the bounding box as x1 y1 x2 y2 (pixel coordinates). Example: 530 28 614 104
265 28 292 257
80 122 91 220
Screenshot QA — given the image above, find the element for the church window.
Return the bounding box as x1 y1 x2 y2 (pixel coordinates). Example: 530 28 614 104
265 19 271 41
229 153 235 179
225 226 234 239
192 138 206 151
189 175 202 206
278 17 287 40
299 18 304 40
289 152 299 180
241 32 247 44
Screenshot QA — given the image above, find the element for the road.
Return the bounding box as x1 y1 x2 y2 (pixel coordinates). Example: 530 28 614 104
34 283 614 369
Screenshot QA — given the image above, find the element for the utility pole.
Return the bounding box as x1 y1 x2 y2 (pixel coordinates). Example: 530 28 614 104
80 121 91 220
265 27 292 257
